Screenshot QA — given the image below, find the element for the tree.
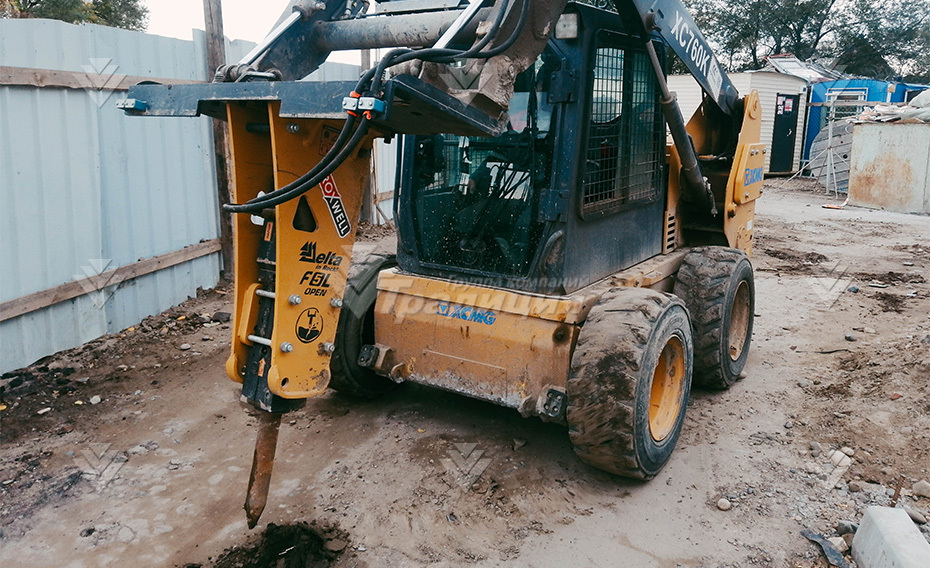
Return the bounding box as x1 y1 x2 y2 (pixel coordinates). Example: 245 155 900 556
688 0 839 69
6 0 86 23
686 0 930 82
87 0 148 31
3 0 148 31
830 0 930 81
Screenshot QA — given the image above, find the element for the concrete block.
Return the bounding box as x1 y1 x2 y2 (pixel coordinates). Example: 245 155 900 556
852 506 930 568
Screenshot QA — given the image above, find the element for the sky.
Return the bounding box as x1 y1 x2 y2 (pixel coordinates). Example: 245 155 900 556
144 0 360 64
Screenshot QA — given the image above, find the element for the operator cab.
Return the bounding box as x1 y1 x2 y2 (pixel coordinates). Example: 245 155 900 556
395 2 668 295
404 48 559 279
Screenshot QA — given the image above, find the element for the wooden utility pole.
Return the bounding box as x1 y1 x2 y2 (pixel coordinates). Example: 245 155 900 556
203 0 234 279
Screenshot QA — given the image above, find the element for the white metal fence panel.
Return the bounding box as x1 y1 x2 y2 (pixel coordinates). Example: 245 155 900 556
0 19 254 373
849 123 930 214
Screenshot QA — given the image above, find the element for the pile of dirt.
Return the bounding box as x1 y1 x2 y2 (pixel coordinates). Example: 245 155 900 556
0 286 232 444
192 523 345 568
356 221 396 242
846 270 925 314
853 271 926 285
872 291 907 313
892 243 929 259
761 247 829 273
799 334 930 485
0 452 83 529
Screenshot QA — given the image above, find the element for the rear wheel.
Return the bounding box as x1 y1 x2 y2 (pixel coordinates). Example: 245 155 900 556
328 253 397 398
566 288 693 479
673 247 754 390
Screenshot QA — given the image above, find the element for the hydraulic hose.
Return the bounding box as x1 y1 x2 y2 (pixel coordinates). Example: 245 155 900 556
225 116 372 212
224 114 359 213
224 0 530 215
223 70 373 212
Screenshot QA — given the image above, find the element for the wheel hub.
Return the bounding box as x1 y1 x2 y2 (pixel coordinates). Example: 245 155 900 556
728 281 751 361
649 335 686 442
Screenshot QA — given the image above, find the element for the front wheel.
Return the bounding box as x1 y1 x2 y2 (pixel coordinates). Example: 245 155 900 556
566 288 694 479
673 247 755 390
328 253 397 398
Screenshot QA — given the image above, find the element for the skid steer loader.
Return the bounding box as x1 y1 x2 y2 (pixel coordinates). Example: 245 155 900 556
121 0 764 527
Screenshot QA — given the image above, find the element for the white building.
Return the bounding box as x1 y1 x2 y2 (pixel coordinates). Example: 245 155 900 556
668 71 809 173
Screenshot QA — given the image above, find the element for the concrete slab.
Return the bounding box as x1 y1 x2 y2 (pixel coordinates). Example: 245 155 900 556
852 506 930 568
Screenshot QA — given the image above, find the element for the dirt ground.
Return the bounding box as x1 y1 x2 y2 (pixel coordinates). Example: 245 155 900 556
1 180 928 568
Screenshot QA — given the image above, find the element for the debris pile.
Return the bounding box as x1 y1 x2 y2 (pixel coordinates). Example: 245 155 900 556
0 286 232 442
855 89 930 123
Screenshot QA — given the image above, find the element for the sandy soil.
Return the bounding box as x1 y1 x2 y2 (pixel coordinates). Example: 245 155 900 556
1 180 928 568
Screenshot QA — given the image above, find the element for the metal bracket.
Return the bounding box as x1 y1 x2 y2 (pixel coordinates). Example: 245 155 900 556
539 388 567 421
116 98 148 112
342 96 387 115
358 343 395 374
548 69 577 104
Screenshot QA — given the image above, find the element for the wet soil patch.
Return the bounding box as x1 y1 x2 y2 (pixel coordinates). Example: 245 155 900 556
204 522 345 568
761 248 829 273
873 292 907 313
854 271 926 285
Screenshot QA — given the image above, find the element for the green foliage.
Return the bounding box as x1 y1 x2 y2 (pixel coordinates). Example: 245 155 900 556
686 0 930 82
87 0 148 31
831 0 930 81
8 0 86 22
5 0 148 31
688 0 839 70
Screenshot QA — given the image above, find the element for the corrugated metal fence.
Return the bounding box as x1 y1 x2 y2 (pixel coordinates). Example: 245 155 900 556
0 19 255 373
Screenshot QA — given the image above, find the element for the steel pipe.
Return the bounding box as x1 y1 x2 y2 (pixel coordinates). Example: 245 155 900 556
310 9 488 51
646 40 717 216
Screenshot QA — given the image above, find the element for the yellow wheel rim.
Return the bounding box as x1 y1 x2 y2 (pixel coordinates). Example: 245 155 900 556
728 281 751 362
649 336 686 442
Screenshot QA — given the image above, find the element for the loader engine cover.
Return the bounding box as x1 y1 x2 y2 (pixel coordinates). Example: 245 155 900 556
373 269 593 416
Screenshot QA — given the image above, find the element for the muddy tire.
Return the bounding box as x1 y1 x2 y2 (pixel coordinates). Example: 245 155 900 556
328 254 397 398
566 288 693 479
673 247 754 390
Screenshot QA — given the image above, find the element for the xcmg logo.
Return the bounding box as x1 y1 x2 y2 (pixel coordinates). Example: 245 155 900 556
437 302 497 325
744 166 764 186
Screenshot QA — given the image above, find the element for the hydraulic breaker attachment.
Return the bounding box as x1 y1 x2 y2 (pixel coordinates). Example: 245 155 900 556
121 80 376 528
222 101 373 527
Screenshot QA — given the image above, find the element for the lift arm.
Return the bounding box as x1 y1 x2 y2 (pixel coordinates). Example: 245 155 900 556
611 0 741 213
615 0 738 116
215 0 571 136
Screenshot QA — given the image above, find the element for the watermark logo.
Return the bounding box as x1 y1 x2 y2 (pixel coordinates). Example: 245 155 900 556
441 443 492 490
438 62 482 91
73 443 126 490
807 262 854 307
79 58 125 108
74 258 121 308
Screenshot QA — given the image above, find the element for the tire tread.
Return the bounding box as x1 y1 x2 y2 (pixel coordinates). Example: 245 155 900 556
566 289 687 479
673 246 753 390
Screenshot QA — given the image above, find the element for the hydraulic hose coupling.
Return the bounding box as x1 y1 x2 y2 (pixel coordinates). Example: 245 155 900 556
343 92 386 120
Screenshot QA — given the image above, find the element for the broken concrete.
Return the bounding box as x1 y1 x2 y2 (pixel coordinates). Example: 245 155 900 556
852 506 930 568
